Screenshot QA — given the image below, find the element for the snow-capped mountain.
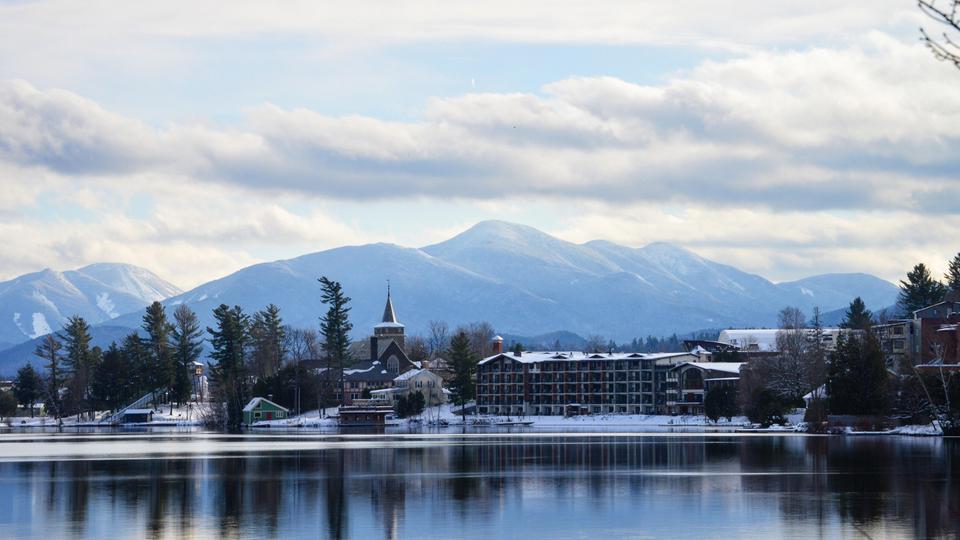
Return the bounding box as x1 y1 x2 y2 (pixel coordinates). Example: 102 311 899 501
107 220 898 343
0 221 901 373
0 263 181 349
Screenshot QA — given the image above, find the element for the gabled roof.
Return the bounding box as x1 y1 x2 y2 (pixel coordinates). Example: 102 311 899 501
242 397 288 412
670 362 744 375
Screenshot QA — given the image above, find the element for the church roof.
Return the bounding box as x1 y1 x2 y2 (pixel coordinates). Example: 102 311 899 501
375 285 404 328
382 287 398 323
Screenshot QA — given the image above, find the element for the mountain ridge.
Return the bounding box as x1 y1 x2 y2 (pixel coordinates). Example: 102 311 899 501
0 221 899 375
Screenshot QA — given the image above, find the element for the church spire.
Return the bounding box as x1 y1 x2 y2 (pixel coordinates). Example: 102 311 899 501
381 281 398 323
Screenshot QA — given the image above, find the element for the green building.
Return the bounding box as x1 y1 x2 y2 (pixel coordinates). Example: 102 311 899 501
242 397 289 425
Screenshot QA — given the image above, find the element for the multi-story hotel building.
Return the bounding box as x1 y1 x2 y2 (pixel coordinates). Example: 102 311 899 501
476 349 704 416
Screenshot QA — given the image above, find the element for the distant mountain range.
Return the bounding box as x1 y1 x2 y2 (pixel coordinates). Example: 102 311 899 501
0 221 900 375
0 264 181 350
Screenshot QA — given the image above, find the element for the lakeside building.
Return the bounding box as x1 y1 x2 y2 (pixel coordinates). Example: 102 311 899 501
667 362 744 415
717 328 846 353
476 344 708 415
242 397 289 425
370 368 447 406
303 288 420 405
877 301 960 371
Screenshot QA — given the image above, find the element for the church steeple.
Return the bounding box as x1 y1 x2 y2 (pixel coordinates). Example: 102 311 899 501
373 281 405 361
381 281 398 323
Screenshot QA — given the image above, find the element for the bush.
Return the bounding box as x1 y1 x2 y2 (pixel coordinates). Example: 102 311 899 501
704 385 738 422
744 389 787 427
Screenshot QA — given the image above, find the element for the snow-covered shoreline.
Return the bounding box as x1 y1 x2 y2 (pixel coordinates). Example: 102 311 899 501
2 404 944 437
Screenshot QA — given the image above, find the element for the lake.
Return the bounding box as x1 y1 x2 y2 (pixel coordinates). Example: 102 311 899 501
0 429 956 539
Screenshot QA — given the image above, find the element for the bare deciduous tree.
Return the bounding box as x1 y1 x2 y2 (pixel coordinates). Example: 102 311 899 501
920 0 960 69
770 307 808 404
584 335 606 354
427 320 450 359
406 335 429 362
458 321 495 359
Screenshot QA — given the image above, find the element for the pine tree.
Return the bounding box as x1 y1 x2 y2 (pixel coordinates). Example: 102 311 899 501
13 364 42 417
898 263 947 315
171 305 203 404
0 391 16 421
841 297 874 330
319 277 352 407
250 304 286 379
91 343 131 412
827 332 889 415
142 302 174 402
122 332 150 398
704 384 738 422
447 331 476 423
34 334 64 418
208 304 250 429
59 316 98 417
946 252 960 293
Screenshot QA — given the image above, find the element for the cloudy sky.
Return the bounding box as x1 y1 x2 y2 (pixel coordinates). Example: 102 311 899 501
1 0 958 289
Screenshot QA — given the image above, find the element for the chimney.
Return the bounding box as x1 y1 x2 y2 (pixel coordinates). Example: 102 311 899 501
492 335 504 355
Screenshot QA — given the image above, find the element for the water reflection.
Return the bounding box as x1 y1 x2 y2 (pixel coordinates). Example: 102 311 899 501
0 434 957 539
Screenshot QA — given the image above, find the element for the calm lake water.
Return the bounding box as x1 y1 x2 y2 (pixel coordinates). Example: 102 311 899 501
0 429 957 539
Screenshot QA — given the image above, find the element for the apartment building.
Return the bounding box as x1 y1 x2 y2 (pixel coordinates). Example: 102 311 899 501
476 350 700 416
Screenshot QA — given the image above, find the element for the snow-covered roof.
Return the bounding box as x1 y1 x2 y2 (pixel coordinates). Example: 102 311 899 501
394 368 425 381
718 328 842 352
242 397 288 412
717 329 779 351
479 351 695 365
122 408 154 415
374 321 404 329
672 362 744 374
803 384 828 401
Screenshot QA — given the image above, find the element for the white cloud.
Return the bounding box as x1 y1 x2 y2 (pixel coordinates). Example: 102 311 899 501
4 35 957 211
1 30 959 286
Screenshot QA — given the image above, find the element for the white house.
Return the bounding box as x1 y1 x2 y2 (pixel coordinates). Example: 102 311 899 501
370 368 446 406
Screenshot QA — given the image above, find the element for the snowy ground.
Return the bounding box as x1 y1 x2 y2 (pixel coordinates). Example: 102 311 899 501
2 402 213 428
3 403 945 437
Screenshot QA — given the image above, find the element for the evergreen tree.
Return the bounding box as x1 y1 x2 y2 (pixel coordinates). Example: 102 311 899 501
947 252 960 293
13 364 42 417
122 332 150 398
91 343 131 412
250 304 286 379
319 277 353 407
171 305 203 404
395 394 410 418
447 331 476 423
0 391 16 421
704 384 738 422
897 263 947 315
207 304 250 429
34 334 65 417
142 302 175 402
59 315 99 416
841 297 874 330
410 390 426 416
827 332 889 415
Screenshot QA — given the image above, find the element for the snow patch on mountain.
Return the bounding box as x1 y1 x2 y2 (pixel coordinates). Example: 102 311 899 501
96 292 119 318
31 313 51 338
0 263 182 348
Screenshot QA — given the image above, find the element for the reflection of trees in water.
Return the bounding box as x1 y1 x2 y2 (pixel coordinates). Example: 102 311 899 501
3 436 960 538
